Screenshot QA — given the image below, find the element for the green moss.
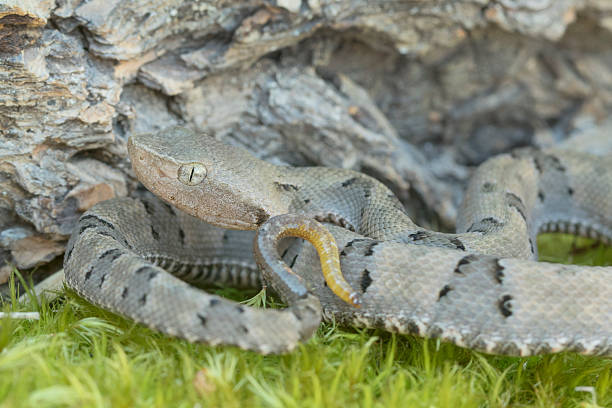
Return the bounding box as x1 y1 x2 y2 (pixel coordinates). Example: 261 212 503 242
1 235 611 408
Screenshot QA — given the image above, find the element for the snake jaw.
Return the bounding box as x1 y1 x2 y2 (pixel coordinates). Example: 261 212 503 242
197 216 257 230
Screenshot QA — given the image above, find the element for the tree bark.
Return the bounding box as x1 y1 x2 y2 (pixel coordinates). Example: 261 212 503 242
1 0 612 280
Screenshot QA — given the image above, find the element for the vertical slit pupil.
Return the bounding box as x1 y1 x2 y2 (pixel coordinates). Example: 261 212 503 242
189 166 194 182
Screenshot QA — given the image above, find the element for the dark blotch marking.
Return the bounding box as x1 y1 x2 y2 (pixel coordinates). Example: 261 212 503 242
339 250 346 256
304 198 311 204
549 155 566 172
494 259 505 284
240 325 249 334
341 177 357 187
78 224 96 235
538 190 545 202
178 228 185 244
408 230 431 241
364 241 378 256
96 230 133 251
289 254 298 268
567 187 574 196
79 214 116 231
466 217 503 233
498 294 513 317
481 182 496 193
142 200 154 216
197 313 207 326
345 238 367 248
506 192 528 224
150 225 159 240
360 269 372 293
323 280 328 287
438 284 453 300
84 265 94 281
533 157 542 173
222 232 229 242
534 153 566 173
483 217 502 226
139 294 147 306
99 273 107 288
274 182 299 192
450 238 466 251
135 266 153 275
99 248 123 263
281 248 289 258
529 237 535 254
210 298 220 307
148 271 158 280
454 254 479 275
64 246 74 263
364 189 371 198
121 287 129 299
236 306 245 314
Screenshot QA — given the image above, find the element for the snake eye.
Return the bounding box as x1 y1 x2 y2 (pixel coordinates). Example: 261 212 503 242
177 162 207 186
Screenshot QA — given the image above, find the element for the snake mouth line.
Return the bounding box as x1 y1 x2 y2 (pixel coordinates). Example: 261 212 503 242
203 216 258 230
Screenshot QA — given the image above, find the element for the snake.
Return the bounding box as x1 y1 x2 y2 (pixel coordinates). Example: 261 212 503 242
64 126 612 356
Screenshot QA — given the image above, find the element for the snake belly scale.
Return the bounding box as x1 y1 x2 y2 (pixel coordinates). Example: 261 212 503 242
64 126 612 355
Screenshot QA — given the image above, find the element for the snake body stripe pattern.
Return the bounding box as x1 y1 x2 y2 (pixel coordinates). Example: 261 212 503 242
64 194 321 354
64 126 612 355
259 220 612 356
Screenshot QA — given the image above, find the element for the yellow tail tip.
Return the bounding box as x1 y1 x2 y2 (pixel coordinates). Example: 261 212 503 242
349 292 362 308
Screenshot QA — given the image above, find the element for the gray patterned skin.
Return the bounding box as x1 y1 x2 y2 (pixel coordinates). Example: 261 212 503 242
64 126 612 355
261 221 612 356
64 195 321 354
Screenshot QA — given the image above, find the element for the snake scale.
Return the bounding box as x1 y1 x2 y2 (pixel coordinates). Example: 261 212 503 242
64 127 612 356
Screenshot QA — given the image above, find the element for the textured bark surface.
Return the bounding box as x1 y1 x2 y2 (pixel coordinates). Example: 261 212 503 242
1 0 612 280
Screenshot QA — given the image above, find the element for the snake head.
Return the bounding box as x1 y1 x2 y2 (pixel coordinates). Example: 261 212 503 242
128 126 290 230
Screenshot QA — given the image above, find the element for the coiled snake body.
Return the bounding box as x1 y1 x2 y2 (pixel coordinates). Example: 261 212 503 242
64 127 612 355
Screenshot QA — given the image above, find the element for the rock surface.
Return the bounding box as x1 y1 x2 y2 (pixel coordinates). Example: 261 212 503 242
1 0 611 272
